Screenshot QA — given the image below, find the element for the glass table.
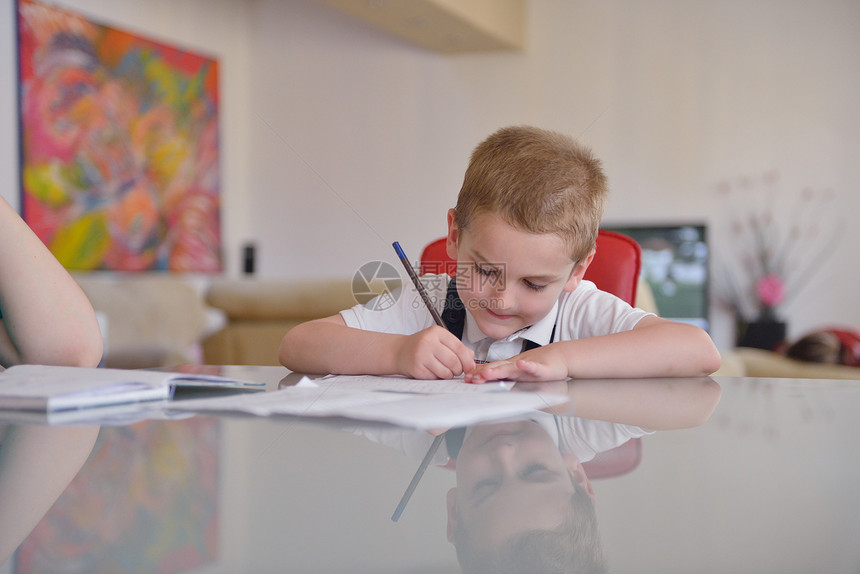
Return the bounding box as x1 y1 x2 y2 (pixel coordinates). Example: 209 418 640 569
2 367 859 573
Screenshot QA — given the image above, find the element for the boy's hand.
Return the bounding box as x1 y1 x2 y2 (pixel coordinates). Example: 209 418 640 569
464 346 568 384
395 326 476 379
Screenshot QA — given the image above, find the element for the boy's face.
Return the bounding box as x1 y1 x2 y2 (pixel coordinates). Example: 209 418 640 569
446 209 593 340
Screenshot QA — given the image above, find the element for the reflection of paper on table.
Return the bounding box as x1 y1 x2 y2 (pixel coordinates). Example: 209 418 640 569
172 376 567 430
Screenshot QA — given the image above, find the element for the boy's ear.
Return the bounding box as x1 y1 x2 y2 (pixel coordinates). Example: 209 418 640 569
446 208 459 260
562 248 596 292
562 454 595 499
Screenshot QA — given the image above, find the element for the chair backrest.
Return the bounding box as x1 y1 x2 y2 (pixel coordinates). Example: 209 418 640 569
418 238 457 277
419 229 642 305
419 229 644 479
582 230 642 305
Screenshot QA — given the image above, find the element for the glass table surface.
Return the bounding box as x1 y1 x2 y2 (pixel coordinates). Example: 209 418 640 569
1 366 859 574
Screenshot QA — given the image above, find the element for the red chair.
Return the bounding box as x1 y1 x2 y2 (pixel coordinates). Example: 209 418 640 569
420 229 644 479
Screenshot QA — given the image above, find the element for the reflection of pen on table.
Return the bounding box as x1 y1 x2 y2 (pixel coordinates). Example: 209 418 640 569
391 433 443 522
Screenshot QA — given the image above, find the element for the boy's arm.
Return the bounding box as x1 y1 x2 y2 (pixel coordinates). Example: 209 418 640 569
465 315 721 383
0 197 103 368
279 314 476 379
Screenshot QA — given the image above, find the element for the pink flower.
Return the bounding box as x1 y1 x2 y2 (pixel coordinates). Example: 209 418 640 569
756 274 785 308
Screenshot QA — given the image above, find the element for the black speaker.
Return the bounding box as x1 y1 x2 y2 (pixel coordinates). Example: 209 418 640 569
242 243 256 275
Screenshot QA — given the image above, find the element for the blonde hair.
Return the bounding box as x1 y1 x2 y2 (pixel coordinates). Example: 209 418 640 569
785 331 842 364
454 126 608 262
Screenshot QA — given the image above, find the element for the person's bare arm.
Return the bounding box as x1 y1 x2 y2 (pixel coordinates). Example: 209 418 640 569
466 315 721 383
279 314 475 379
0 197 103 367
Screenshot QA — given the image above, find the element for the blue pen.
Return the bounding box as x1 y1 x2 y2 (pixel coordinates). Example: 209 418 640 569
392 241 445 328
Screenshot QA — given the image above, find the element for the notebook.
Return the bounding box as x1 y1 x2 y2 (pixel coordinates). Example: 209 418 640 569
0 364 265 412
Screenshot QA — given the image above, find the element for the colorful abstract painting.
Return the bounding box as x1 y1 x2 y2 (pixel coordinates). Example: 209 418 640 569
15 418 220 573
17 0 222 271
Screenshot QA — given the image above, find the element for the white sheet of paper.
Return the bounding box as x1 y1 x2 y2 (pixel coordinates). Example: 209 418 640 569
173 376 567 430
306 374 513 393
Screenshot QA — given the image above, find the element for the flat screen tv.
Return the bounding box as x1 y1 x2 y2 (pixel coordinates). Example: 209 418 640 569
603 223 709 331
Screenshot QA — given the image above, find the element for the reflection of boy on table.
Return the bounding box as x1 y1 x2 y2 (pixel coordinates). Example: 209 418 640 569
447 418 610 573
350 377 721 573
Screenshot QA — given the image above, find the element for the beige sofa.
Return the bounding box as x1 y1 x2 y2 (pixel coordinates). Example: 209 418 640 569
201 279 369 366
73 274 858 380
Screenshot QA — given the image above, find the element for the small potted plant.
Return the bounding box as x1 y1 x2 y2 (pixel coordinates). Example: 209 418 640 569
715 172 839 350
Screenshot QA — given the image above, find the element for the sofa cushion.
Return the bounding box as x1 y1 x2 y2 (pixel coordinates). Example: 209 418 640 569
74 274 212 368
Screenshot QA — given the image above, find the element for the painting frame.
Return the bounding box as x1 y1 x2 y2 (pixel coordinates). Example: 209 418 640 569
16 0 223 272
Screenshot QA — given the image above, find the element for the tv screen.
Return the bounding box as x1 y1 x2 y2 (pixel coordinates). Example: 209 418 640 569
603 224 709 331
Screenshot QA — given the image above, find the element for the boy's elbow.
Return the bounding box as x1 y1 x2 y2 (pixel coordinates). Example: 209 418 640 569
699 345 722 376
278 333 293 368
278 325 305 370
697 330 723 375
658 322 722 376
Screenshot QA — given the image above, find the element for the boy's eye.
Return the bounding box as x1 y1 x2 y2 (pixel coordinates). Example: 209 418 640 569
474 264 505 288
522 464 555 481
472 478 500 505
474 478 499 492
475 264 499 278
523 280 547 292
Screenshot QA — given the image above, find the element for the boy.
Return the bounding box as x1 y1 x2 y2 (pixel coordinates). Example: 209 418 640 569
279 126 721 381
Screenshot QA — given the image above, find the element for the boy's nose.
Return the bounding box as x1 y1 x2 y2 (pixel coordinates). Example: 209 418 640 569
491 283 516 310
490 440 520 474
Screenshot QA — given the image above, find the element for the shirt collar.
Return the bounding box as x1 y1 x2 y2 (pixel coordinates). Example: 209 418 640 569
462 299 559 346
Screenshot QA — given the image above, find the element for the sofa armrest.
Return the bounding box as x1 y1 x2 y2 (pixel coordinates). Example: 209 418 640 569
732 347 860 379
203 279 401 366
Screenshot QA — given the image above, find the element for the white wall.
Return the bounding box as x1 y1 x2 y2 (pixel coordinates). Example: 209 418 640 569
2 0 859 350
